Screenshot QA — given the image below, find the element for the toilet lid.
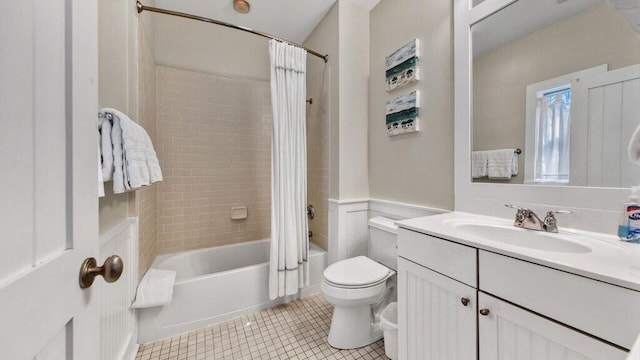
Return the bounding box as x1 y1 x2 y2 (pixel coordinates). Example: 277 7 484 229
323 256 391 287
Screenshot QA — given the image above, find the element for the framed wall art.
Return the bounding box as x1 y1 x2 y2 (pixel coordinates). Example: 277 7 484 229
385 39 420 92
386 91 420 136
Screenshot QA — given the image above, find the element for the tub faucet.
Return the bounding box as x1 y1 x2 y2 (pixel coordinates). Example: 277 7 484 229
505 204 544 231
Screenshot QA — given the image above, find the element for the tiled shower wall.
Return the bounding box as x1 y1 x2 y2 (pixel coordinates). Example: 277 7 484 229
155 67 272 254
306 70 330 251
137 29 158 278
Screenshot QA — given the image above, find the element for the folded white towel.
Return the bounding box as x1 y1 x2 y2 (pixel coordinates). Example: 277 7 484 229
131 269 177 309
99 108 163 194
472 151 488 178
100 117 113 182
108 113 127 193
487 149 518 180
98 130 105 197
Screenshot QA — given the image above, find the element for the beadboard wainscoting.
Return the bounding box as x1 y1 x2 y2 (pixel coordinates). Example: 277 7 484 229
328 198 448 264
99 218 139 360
328 199 370 265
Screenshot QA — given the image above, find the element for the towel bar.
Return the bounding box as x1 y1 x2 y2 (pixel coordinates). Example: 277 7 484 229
98 112 113 121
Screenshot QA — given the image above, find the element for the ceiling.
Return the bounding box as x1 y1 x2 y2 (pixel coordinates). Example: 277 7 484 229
153 0 382 45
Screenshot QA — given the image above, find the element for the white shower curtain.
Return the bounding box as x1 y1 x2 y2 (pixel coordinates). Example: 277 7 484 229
268 40 309 300
535 91 571 182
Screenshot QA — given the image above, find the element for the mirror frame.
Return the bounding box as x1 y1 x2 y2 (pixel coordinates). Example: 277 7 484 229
454 0 627 233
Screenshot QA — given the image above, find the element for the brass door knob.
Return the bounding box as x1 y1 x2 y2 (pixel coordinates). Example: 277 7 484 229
79 255 123 288
479 309 490 316
461 298 470 307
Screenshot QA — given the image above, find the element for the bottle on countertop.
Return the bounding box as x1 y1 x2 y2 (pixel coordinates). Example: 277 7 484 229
620 186 640 243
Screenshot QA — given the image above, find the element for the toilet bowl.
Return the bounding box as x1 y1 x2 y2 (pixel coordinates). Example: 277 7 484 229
321 217 398 350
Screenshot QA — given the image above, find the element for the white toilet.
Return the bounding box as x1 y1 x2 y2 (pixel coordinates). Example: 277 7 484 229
321 217 398 349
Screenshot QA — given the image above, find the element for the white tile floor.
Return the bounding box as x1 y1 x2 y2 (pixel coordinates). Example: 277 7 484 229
136 293 390 360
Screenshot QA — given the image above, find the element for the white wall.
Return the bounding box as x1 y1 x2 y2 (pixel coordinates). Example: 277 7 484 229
338 1 370 200
304 0 370 202
368 0 454 210
304 1 371 261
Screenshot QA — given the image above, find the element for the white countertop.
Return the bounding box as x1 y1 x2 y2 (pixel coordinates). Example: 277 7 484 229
396 212 640 292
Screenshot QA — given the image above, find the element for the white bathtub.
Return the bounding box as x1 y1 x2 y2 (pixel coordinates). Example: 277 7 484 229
137 239 327 343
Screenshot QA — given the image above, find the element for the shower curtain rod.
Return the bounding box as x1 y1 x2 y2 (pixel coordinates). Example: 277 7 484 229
136 1 329 63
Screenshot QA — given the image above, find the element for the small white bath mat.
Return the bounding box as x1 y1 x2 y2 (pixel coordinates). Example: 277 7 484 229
132 268 176 309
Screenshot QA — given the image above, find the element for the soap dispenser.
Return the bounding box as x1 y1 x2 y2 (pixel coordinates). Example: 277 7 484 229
620 186 640 242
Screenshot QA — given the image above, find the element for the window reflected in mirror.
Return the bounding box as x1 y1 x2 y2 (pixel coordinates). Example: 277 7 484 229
533 86 571 184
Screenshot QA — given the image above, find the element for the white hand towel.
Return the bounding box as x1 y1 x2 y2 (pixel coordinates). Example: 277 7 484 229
100 118 113 181
110 114 127 194
487 149 517 180
472 151 488 178
98 130 105 197
629 124 640 165
131 269 177 309
100 108 163 194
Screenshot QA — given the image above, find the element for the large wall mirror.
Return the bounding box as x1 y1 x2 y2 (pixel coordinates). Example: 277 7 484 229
471 0 640 187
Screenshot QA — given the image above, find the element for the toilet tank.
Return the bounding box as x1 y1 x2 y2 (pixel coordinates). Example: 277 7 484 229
368 217 398 271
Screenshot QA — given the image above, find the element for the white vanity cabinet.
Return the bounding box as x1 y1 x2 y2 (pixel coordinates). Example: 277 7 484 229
397 228 632 360
397 228 478 360
479 293 625 360
398 258 477 360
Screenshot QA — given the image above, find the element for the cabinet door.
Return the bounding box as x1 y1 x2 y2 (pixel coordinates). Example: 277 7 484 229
398 258 477 360
479 293 627 360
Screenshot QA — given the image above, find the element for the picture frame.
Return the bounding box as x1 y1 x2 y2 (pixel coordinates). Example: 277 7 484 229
386 91 420 136
385 39 420 92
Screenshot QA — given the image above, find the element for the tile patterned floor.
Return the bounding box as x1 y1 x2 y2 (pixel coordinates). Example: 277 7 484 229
136 293 390 360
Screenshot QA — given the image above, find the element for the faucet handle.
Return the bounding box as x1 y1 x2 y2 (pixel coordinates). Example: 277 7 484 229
546 210 573 217
543 210 572 232
505 204 524 210
505 204 531 224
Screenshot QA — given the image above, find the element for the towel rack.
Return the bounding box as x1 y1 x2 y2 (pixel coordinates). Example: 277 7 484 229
515 148 522 154
98 112 113 121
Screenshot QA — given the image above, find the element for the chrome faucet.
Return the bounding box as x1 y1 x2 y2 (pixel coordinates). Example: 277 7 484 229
542 210 573 233
505 204 544 231
506 205 572 232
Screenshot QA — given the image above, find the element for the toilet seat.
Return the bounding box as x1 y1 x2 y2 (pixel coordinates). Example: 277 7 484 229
323 256 393 289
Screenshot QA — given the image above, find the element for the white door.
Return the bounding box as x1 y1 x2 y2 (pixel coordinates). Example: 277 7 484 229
0 0 101 359
398 258 477 360
571 64 640 187
478 292 627 360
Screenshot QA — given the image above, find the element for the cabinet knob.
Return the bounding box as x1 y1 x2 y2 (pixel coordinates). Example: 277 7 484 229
461 297 470 306
479 309 490 316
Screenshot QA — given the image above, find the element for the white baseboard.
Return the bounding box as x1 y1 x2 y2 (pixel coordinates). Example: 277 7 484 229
121 336 139 360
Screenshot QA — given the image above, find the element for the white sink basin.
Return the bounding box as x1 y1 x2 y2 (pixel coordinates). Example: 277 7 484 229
452 223 592 254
